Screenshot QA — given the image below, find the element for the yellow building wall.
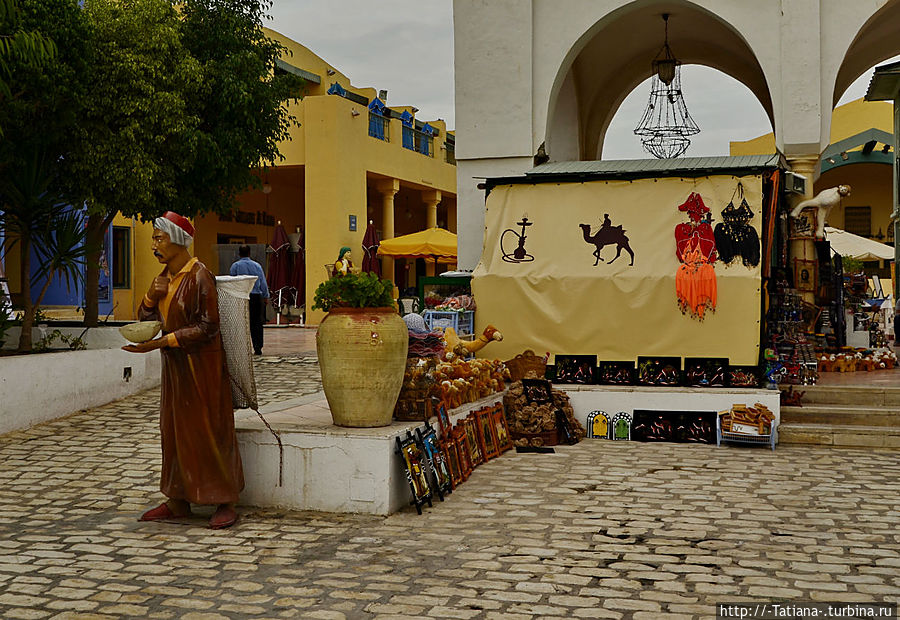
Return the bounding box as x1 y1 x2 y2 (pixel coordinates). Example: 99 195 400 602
731 98 894 155
731 98 894 248
112 215 159 321
818 164 893 239
33 27 458 322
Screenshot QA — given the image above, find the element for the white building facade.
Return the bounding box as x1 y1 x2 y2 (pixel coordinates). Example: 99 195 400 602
452 0 900 269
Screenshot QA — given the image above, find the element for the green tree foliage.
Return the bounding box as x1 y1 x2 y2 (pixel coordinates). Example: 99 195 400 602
0 0 57 103
71 0 302 326
0 0 89 168
0 149 92 352
71 0 202 218
178 0 303 214
0 0 90 351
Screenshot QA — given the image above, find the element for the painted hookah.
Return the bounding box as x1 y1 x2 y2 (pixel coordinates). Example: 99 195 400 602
501 215 535 263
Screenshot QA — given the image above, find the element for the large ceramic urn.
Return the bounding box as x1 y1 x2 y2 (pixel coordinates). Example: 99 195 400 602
316 307 407 427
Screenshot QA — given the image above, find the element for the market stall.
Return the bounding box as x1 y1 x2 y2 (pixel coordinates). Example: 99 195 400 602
474 156 779 366
466 156 787 447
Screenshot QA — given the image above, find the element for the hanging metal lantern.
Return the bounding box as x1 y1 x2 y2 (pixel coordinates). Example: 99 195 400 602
634 14 700 159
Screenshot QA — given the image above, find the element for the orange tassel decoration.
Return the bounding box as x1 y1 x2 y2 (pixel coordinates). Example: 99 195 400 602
675 193 718 320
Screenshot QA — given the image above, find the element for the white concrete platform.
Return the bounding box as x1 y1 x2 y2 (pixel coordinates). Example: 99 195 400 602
560 384 781 441
234 391 504 515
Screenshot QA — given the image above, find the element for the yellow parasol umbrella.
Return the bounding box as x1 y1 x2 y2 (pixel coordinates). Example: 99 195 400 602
376 227 457 263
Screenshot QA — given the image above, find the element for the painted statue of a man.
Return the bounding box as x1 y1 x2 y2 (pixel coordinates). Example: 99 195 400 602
123 211 244 529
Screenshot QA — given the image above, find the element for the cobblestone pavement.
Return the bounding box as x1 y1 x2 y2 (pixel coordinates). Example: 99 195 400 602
1 355 899 619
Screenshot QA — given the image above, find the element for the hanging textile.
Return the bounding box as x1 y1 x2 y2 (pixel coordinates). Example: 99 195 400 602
674 192 717 319
714 182 760 267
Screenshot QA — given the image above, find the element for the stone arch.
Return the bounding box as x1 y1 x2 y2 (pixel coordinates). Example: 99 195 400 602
832 0 900 106
544 0 773 161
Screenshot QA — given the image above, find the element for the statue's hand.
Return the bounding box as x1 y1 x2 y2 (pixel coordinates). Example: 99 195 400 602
148 275 170 302
122 338 166 354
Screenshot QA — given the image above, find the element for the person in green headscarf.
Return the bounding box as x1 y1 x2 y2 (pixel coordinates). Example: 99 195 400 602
333 246 353 276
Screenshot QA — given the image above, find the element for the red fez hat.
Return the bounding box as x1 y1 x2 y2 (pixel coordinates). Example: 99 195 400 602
161 211 195 237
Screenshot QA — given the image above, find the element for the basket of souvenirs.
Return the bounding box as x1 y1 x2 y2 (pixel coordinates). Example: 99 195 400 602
504 350 547 382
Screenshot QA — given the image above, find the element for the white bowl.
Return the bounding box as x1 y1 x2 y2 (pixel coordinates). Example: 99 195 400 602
119 321 162 343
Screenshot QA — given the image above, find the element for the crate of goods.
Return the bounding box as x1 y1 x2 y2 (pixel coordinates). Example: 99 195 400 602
423 310 474 336
716 403 777 450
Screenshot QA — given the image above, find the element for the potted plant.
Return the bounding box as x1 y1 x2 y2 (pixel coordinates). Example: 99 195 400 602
312 272 407 427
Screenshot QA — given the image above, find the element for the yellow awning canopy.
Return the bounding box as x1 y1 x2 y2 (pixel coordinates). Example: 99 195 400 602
377 227 458 260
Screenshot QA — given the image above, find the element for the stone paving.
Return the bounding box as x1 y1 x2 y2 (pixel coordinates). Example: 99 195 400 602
0 353 898 619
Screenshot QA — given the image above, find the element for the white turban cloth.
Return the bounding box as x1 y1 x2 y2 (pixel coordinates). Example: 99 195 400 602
154 215 194 247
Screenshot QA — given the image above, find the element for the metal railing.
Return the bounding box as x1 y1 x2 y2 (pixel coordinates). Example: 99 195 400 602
368 113 390 142
444 142 456 165
402 126 434 157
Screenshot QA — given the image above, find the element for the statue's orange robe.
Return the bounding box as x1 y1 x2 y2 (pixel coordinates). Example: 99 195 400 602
140 258 244 505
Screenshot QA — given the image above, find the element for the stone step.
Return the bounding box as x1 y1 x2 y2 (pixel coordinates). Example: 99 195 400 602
784 384 900 406
780 405 900 427
778 423 900 448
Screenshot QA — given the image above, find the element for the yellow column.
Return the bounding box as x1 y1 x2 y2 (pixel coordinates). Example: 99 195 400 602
422 190 441 276
377 179 400 288
787 155 819 305
423 190 441 229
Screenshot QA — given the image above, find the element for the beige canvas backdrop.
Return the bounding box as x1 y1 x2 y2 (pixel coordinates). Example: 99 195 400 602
472 175 763 365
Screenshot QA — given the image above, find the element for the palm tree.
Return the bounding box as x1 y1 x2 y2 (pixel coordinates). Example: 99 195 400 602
0 148 92 352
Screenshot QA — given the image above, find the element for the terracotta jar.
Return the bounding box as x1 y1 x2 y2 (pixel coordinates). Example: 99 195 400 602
316 307 407 427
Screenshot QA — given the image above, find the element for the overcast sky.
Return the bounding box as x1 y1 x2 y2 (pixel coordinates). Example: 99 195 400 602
267 2 883 160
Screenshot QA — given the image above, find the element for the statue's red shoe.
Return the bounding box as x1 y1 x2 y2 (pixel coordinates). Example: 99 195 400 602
208 505 238 530
139 502 190 522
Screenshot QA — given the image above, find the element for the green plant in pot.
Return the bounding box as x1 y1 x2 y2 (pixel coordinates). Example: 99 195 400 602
312 272 407 427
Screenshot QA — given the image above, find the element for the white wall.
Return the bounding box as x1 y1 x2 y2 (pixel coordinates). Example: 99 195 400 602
456 156 533 271
0 348 160 435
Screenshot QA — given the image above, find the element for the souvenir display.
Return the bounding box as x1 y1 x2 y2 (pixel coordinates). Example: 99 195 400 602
586 410 610 439
674 192 718 319
780 385 805 407
416 424 452 501
817 349 896 372
395 356 509 420
504 349 548 382
683 358 727 387
717 404 777 450
719 403 775 435
491 405 513 453
714 182 760 267
475 407 500 460
462 416 484 467
453 426 472 480
522 378 554 404
442 325 503 361
677 412 715 443
395 431 433 515
503 380 585 447
637 357 680 386
435 400 452 436
788 185 851 240
598 361 634 385
441 437 461 489
632 412 674 442
728 366 760 387
554 355 597 384
610 412 632 441
792 259 818 295
555 409 577 445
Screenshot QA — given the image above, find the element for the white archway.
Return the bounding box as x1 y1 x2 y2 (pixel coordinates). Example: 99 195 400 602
543 0 772 162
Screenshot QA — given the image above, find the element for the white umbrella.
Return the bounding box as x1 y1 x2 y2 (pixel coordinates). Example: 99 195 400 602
824 227 895 261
